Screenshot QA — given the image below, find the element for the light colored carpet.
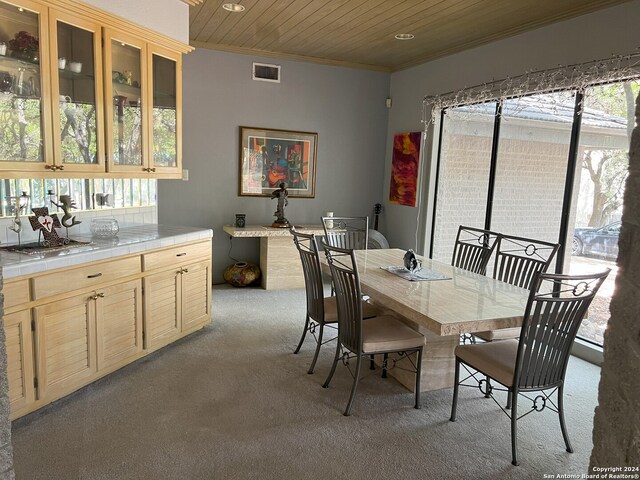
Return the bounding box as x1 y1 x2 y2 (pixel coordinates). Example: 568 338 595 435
12 285 602 480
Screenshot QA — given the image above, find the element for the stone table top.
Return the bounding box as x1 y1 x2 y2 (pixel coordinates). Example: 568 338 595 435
223 225 324 237
0 224 213 279
332 248 530 337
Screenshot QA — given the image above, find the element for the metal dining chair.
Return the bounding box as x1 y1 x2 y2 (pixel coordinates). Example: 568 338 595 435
475 233 560 342
450 269 609 466
452 225 499 344
451 225 500 275
291 229 379 374
321 242 425 416
321 216 369 250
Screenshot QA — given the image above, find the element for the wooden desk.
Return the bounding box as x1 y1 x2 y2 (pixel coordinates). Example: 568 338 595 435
332 249 530 392
223 225 324 290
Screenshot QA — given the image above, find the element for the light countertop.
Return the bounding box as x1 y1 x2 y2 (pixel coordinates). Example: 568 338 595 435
0 224 213 279
223 224 324 237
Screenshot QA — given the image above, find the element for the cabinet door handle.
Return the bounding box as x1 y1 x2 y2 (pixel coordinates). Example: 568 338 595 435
58 165 64 171
149 167 156 172
97 292 105 298
176 253 187 257
87 273 103 278
182 268 189 274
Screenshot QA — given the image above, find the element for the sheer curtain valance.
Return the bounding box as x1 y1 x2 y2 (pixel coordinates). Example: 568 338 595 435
422 52 640 127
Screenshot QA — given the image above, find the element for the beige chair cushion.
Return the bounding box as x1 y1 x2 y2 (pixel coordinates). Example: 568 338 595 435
475 327 521 342
362 316 425 354
323 296 380 323
455 339 519 387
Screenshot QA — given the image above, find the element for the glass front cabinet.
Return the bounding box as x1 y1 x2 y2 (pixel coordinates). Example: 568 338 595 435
49 10 104 174
0 0 51 172
0 0 185 178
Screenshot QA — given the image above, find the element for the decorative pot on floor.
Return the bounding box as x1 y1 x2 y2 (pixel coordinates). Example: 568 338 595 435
223 262 261 287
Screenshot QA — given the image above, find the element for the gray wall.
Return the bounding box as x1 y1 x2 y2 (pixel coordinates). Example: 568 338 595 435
158 50 390 282
384 0 640 254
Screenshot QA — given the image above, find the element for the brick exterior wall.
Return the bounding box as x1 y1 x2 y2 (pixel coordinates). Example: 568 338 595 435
589 94 640 470
432 131 574 262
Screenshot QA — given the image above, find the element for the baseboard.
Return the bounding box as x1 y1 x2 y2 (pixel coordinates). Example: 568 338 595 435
571 337 603 366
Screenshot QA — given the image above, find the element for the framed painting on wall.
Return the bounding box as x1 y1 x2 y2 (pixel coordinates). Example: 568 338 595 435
239 127 317 198
389 131 423 207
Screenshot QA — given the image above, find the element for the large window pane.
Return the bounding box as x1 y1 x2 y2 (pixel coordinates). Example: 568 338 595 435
431 103 495 262
491 92 575 243
565 80 638 345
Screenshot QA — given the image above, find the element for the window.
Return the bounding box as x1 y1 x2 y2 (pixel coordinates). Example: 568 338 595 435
430 79 639 347
0 177 156 218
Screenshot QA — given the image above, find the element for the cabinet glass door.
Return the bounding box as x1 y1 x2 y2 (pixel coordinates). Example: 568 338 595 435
0 0 51 170
50 12 103 172
105 30 146 173
149 46 181 175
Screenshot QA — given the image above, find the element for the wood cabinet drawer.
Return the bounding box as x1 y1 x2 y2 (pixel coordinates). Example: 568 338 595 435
142 240 211 271
3 279 30 309
32 256 141 300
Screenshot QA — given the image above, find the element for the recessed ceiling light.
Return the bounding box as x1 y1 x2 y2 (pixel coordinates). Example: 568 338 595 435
223 3 245 12
395 33 414 40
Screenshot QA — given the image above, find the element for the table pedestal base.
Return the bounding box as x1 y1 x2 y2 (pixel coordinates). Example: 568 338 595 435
377 320 458 393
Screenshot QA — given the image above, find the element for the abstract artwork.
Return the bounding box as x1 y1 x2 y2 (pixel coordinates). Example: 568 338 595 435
389 132 423 207
239 127 317 198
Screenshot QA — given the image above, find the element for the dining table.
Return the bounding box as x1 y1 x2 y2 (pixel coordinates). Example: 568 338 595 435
324 248 531 392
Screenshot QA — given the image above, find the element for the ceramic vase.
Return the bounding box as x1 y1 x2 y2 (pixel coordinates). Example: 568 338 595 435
223 262 261 287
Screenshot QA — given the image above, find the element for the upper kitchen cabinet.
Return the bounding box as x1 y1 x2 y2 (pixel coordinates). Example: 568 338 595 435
104 29 147 175
0 0 190 179
49 10 104 174
148 45 181 178
0 0 53 172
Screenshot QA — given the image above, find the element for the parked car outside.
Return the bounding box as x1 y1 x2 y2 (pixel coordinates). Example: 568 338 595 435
572 221 621 259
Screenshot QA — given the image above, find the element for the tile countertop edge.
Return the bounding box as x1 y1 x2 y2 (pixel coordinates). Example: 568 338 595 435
0 224 213 280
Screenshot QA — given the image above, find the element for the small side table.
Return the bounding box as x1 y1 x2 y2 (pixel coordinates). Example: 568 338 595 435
222 225 325 290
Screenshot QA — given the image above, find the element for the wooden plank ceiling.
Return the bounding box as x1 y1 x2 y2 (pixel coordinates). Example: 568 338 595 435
189 0 631 71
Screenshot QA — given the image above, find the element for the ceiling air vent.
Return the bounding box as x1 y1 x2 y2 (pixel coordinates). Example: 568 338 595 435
252 62 280 83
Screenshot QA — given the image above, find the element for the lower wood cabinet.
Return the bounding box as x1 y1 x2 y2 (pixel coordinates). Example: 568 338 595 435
4 310 35 418
2 239 212 419
144 259 211 349
96 279 143 371
34 292 97 402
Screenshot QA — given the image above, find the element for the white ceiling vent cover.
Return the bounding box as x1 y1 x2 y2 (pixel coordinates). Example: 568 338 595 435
252 62 281 83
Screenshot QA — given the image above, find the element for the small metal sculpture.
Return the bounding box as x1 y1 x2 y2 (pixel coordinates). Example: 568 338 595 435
7 191 30 245
28 206 64 247
51 195 82 228
403 249 422 273
271 182 291 228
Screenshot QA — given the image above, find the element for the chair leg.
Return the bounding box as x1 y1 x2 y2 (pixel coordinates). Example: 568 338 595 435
322 340 341 388
506 390 513 410
382 353 388 378
414 347 423 409
484 375 491 398
307 323 324 375
293 314 310 354
369 354 375 370
450 358 460 422
511 389 519 466
344 354 363 416
557 384 573 453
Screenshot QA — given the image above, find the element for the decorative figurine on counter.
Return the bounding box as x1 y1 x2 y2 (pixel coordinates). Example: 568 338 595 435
28 206 65 247
270 182 291 228
51 194 81 228
7 191 30 245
